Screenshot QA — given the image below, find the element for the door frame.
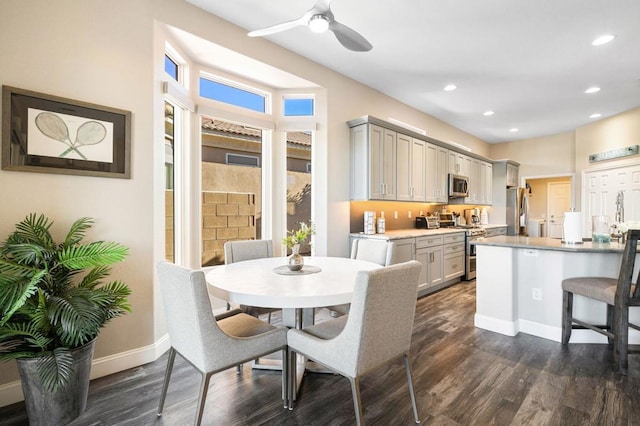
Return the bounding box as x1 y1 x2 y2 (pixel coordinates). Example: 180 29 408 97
521 173 575 238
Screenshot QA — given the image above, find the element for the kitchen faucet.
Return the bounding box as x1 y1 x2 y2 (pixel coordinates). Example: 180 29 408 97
615 190 625 223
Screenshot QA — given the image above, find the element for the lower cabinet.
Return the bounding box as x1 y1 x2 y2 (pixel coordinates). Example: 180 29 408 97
350 232 465 298
392 238 416 264
416 235 444 290
442 233 465 281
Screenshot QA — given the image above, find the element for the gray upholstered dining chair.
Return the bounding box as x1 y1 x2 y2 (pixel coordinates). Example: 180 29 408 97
156 262 289 425
287 260 422 425
328 239 396 316
224 239 279 322
561 228 640 374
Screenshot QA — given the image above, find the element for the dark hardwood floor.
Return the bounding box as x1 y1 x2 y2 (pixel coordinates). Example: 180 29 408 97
2 280 639 425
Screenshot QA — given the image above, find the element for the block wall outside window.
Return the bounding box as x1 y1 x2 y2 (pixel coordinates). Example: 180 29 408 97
201 191 257 266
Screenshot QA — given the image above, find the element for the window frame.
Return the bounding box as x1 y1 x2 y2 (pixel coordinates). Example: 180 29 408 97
199 72 272 115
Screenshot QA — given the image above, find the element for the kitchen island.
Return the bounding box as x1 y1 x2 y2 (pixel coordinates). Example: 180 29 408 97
473 235 640 344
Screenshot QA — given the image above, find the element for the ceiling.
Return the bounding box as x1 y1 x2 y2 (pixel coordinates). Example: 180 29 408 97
185 0 640 144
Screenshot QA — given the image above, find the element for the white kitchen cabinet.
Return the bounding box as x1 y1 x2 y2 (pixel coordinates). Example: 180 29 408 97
485 226 507 237
485 163 493 205
350 124 396 200
448 151 466 176
391 238 415 264
426 143 449 203
506 162 519 187
397 135 427 202
465 158 480 204
442 233 465 281
415 235 444 289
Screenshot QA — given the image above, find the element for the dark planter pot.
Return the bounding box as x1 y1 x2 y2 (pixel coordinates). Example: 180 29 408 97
16 340 95 426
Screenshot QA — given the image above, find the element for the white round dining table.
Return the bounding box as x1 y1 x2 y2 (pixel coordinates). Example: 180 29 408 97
205 256 382 310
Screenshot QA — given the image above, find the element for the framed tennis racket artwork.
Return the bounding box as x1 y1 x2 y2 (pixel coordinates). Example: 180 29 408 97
1 86 131 178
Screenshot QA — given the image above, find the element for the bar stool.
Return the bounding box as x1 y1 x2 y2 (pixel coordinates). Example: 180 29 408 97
561 228 640 374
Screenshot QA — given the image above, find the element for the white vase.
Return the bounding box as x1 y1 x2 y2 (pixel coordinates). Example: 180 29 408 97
288 244 304 271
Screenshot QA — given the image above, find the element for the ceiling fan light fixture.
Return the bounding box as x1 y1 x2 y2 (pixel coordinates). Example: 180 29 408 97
592 34 615 46
308 14 330 33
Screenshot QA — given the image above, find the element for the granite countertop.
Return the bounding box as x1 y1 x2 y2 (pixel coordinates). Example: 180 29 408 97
350 228 466 240
473 235 631 253
350 224 508 240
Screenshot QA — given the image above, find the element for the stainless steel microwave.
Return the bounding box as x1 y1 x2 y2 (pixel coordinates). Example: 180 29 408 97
448 173 469 198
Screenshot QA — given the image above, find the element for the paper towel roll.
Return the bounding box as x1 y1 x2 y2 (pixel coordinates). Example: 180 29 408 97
480 207 488 225
562 211 583 244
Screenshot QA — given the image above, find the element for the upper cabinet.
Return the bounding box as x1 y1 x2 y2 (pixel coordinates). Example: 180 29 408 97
397 134 427 202
493 160 520 189
426 143 448 203
349 116 494 205
351 124 396 200
506 162 519 187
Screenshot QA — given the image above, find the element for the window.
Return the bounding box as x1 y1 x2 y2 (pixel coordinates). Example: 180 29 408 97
201 118 263 266
200 77 266 113
164 55 179 81
286 131 312 255
226 153 260 167
284 98 314 116
164 101 175 262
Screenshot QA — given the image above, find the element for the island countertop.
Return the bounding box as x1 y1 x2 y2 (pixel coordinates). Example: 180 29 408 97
473 235 631 253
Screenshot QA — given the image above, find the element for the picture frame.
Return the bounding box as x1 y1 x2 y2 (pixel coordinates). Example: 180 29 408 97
2 86 131 178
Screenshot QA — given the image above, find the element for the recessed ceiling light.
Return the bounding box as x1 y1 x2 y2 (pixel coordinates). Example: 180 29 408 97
509 128 519 133
589 113 602 119
585 86 601 94
483 110 494 116
592 34 616 46
444 84 457 92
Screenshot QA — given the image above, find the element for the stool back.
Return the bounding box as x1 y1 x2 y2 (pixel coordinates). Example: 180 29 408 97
615 229 640 305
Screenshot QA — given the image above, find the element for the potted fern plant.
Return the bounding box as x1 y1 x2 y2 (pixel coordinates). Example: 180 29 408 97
0 213 131 425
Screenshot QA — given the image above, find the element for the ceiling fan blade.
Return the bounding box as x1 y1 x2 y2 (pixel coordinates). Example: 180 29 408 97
329 21 372 52
248 17 306 37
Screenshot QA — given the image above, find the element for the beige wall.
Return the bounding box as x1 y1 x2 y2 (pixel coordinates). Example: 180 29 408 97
489 131 576 180
0 0 156 390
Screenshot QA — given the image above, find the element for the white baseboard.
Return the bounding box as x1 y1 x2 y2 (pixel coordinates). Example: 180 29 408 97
482 317 640 345
0 334 170 408
474 313 518 336
518 319 561 342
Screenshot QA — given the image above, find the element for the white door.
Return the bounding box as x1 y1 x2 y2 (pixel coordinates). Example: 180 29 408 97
547 182 571 238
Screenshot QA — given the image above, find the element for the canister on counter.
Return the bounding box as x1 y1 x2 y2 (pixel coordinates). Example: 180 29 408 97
376 212 386 234
364 211 376 234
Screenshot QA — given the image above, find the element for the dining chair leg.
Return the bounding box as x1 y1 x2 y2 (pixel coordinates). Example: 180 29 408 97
282 348 289 409
288 348 296 410
349 376 364 426
194 372 212 426
561 291 573 344
157 347 176 416
403 354 421 424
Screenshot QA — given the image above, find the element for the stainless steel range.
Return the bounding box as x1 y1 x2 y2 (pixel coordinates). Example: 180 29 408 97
456 226 486 280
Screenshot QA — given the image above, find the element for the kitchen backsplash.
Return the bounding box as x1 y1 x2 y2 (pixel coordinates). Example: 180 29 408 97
350 201 490 232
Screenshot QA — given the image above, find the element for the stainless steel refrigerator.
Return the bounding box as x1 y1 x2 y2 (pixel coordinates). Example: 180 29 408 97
506 187 529 235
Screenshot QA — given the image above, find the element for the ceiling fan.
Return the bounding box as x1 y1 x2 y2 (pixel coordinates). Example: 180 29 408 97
247 0 372 52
